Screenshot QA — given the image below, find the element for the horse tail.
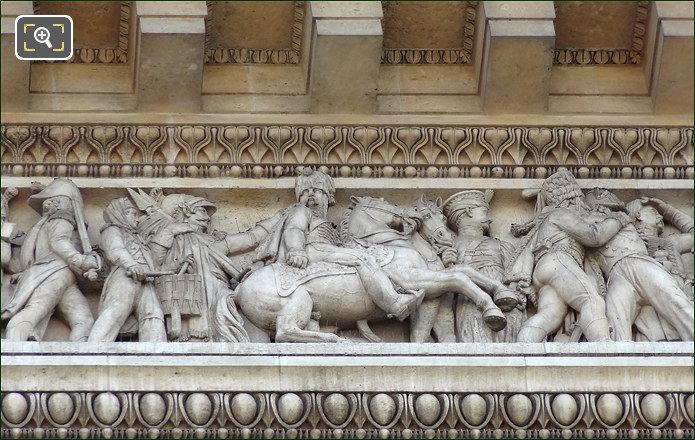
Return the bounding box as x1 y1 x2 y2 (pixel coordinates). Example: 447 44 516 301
211 294 251 343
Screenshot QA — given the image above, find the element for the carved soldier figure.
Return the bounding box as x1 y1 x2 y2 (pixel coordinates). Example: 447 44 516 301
584 188 694 341
141 191 279 342
254 169 424 322
626 196 693 291
443 190 525 342
508 170 630 342
1 179 99 341
88 197 167 342
1 187 19 308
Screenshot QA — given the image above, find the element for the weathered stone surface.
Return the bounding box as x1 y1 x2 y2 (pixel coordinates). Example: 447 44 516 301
1 2 693 439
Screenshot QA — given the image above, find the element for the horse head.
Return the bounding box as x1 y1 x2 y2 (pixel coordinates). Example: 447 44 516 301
414 195 454 249
346 195 423 240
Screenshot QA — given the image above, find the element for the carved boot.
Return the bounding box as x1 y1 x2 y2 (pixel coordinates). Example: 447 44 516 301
482 306 507 332
492 285 519 312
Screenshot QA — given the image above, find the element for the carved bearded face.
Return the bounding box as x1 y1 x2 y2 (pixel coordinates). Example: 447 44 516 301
457 205 491 234
299 187 329 216
637 205 664 235
185 206 211 232
42 196 72 216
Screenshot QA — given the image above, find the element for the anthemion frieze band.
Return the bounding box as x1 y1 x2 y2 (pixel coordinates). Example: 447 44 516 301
1 1 693 439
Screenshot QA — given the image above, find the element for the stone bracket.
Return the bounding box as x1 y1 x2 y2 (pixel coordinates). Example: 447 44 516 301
135 1 207 113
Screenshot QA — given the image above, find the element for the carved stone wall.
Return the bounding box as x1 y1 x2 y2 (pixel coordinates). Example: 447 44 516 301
1 2 693 440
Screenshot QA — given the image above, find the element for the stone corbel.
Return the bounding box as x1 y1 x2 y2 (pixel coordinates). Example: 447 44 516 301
479 1 555 114
1 1 33 112
135 1 207 113
648 2 694 114
307 1 383 114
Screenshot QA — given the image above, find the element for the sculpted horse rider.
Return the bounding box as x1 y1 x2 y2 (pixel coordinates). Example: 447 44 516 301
251 169 425 329
235 170 508 343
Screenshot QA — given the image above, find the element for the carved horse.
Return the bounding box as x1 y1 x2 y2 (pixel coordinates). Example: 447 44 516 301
234 196 508 343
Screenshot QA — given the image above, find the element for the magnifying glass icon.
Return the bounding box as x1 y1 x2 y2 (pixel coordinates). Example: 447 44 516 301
33 26 52 49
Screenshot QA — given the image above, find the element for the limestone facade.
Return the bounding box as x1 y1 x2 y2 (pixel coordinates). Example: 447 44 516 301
1 1 693 439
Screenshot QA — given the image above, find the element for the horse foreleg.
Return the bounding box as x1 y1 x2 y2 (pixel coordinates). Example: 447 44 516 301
275 288 346 343
453 266 502 295
452 266 518 312
390 268 507 332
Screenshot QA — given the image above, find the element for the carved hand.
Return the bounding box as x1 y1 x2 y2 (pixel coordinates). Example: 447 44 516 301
0 308 13 320
608 211 633 227
441 247 458 267
126 264 150 282
79 254 101 281
640 196 667 210
177 254 195 273
73 254 100 272
168 223 197 236
516 279 537 307
287 248 309 269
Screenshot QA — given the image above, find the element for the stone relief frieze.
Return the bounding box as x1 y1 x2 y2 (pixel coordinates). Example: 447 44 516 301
0 170 692 344
1 125 692 179
0 391 692 439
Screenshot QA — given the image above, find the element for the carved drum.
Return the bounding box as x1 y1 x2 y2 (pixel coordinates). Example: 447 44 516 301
154 273 204 339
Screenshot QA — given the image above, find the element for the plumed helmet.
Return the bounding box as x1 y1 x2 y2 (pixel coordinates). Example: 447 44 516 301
295 169 335 205
442 190 493 227
160 194 217 221
538 169 583 208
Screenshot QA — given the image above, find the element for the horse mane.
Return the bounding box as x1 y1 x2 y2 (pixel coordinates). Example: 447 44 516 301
339 205 354 244
416 197 440 213
338 196 392 244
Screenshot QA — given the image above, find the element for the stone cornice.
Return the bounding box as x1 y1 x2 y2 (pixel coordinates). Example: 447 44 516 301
1 125 692 180
3 113 692 127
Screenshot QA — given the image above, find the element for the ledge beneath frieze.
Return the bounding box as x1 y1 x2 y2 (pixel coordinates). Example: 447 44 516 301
2 343 693 439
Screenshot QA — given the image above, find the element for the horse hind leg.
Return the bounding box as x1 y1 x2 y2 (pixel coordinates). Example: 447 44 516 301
357 320 383 342
274 288 346 343
410 298 440 343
